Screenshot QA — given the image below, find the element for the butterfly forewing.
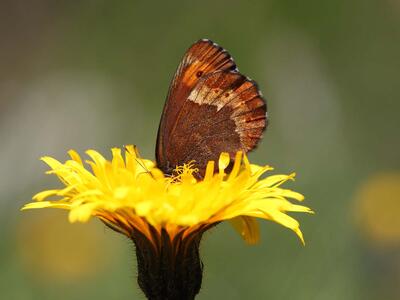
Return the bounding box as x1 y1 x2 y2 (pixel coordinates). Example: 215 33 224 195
156 39 267 176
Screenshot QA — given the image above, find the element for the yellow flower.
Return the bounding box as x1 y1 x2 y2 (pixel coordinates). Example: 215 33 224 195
22 145 312 245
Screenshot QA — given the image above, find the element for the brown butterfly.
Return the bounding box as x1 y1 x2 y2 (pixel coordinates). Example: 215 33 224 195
156 39 267 177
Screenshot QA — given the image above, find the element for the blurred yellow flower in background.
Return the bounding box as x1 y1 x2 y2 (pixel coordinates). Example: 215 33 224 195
17 210 116 283
354 172 400 248
22 145 312 245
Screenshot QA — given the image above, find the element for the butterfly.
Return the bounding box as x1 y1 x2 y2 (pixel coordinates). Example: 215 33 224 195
156 39 267 177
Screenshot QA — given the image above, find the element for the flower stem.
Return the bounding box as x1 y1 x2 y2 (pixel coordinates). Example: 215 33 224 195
132 228 204 300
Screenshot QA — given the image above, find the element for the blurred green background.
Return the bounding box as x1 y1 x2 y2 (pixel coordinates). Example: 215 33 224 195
1 1 400 299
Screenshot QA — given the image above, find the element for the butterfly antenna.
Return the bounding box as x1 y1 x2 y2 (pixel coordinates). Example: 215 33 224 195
124 145 154 179
135 157 152 173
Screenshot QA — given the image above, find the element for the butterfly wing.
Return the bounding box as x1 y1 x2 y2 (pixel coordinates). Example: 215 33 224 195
156 39 267 175
156 40 236 167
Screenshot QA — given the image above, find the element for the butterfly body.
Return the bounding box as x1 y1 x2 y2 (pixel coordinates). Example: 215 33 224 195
156 39 267 176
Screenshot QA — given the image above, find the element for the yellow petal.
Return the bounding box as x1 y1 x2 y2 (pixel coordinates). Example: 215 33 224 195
112 147 125 169
68 149 83 165
229 216 260 245
21 201 71 210
228 151 242 180
255 173 296 189
204 161 215 181
32 190 60 201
